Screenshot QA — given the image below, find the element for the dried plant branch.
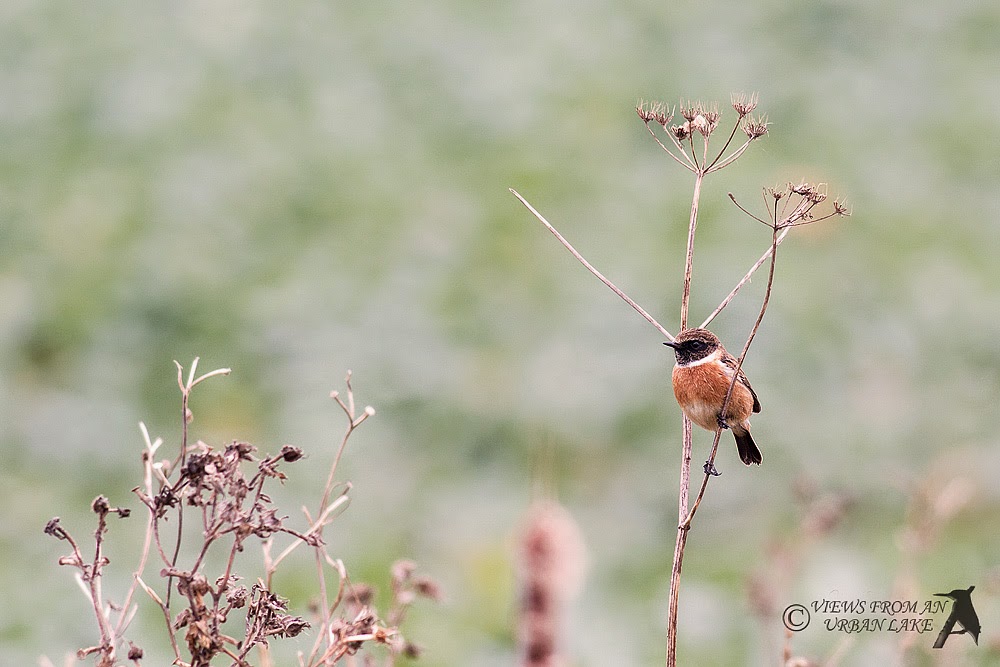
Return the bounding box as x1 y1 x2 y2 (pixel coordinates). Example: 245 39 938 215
47 365 436 667
44 499 132 666
665 96 773 667
683 184 848 529
509 188 675 341
683 224 780 529
699 226 791 330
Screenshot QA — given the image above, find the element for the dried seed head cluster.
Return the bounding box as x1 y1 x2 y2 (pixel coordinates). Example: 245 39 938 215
731 91 759 117
45 364 437 667
679 100 720 137
635 99 673 128
638 93 768 175
742 114 769 140
733 181 850 233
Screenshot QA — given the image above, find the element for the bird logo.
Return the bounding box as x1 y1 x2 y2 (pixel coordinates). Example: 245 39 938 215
933 586 981 649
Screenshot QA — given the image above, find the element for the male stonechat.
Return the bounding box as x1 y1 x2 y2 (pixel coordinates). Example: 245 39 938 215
663 328 762 466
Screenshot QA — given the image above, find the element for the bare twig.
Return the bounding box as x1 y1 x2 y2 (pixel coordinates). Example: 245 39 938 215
664 164 706 666
683 184 848 530
509 188 674 341
684 225 779 529
699 225 791 330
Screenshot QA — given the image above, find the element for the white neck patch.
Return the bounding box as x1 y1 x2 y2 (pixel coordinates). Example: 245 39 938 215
675 348 722 368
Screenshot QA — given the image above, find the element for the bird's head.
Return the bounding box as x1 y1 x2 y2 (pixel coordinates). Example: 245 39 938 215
663 328 723 365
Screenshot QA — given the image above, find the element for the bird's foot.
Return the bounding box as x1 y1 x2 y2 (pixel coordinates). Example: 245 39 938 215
716 416 730 430
703 460 721 476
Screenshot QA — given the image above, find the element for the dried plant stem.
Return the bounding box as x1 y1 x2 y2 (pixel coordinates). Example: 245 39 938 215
509 189 674 341
665 167 706 666
678 172 703 331
683 225 779 529
88 516 112 656
699 226 791 330
113 425 161 640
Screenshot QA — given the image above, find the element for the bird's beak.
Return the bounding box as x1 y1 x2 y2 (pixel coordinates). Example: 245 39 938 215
663 340 679 349
934 593 949 597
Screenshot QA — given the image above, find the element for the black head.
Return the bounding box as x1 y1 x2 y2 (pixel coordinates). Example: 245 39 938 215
935 587 975 601
663 328 722 365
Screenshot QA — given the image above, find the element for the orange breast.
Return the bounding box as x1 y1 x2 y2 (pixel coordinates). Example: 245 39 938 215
672 362 754 432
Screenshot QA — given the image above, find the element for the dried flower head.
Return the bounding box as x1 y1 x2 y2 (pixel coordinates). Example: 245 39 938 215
91 495 110 515
44 517 66 539
348 583 376 607
126 643 143 661
743 114 769 140
279 444 304 462
789 181 814 197
671 123 691 141
691 114 711 137
636 100 673 127
413 576 444 602
391 559 417 586
731 91 759 117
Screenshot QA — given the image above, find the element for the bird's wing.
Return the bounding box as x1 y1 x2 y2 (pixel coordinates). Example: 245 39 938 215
721 354 761 413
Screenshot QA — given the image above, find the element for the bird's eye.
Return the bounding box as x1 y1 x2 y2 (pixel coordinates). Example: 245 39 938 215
689 341 704 350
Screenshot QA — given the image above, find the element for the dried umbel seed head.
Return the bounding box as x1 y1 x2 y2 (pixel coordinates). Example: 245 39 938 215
789 181 816 196
636 100 673 127
692 114 711 136
671 123 691 141
731 91 759 117
788 181 827 204
743 115 769 139
766 186 785 201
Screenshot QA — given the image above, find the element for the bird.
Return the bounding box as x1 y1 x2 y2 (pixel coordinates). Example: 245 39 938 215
663 328 762 466
933 586 980 648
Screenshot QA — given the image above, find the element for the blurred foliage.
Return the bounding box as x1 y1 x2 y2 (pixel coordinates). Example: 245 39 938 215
3 0 1000 665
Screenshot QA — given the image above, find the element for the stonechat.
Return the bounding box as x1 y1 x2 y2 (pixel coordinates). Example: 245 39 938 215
663 328 762 466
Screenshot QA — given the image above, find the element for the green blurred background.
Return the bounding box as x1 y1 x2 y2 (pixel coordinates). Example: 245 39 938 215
3 0 1000 665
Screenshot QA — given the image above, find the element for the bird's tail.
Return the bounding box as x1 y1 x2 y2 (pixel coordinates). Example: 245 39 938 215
733 427 762 466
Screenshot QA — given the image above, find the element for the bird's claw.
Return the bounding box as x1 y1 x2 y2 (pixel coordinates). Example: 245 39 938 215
703 461 720 476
